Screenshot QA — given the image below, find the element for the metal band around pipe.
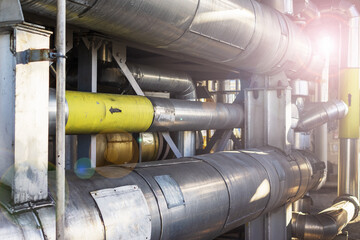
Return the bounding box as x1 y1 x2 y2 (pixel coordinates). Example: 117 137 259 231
49 91 244 134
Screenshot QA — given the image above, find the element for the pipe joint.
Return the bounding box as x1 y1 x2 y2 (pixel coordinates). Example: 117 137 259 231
295 100 348 132
334 194 360 221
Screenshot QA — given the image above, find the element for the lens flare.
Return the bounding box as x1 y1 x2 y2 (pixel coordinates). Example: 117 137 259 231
317 36 334 55
75 158 95 179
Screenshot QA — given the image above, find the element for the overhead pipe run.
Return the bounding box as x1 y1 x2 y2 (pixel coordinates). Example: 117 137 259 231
292 195 360 240
20 0 321 78
48 90 243 135
0 147 325 239
295 100 348 132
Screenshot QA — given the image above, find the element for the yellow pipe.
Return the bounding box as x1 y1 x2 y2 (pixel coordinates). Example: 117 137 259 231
339 68 360 139
65 91 154 134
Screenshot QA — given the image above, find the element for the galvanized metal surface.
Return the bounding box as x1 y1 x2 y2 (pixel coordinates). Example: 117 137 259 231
20 0 319 78
0 0 24 26
153 175 185 209
245 87 292 154
0 147 324 240
149 97 243 132
90 186 151 240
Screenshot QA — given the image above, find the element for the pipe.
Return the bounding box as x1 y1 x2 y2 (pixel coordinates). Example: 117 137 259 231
49 90 244 135
292 195 360 240
332 1 360 201
0 147 325 239
295 100 348 132
126 63 197 156
127 63 196 100
55 0 66 239
64 91 155 134
339 139 359 197
339 69 360 199
20 0 320 78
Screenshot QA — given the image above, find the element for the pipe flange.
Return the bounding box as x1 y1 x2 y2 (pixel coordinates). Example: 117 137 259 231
333 194 360 221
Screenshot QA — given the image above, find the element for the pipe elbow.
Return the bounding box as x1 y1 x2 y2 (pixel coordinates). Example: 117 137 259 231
295 100 348 132
292 195 360 240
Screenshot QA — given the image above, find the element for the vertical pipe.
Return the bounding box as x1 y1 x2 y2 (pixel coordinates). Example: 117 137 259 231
56 0 66 239
339 69 360 198
338 3 360 199
314 50 329 189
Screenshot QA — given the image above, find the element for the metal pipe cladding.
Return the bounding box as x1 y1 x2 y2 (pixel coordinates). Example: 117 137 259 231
49 90 244 135
0 147 325 239
20 0 321 78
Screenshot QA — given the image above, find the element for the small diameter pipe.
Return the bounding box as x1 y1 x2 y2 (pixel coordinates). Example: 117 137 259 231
292 195 360 240
55 0 66 239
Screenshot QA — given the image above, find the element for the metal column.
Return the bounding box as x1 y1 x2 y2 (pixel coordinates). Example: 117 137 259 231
55 0 66 239
245 74 293 240
77 38 101 168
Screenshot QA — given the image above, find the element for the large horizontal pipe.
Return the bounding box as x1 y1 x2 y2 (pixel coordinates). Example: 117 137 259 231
295 100 348 132
292 195 359 240
20 0 321 78
49 90 243 134
0 147 324 239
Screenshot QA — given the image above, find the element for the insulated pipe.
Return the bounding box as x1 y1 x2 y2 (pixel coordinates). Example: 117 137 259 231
339 70 360 199
48 91 243 135
126 63 197 156
127 63 196 100
20 0 321 78
292 195 360 240
295 100 348 132
128 63 197 156
0 147 325 239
